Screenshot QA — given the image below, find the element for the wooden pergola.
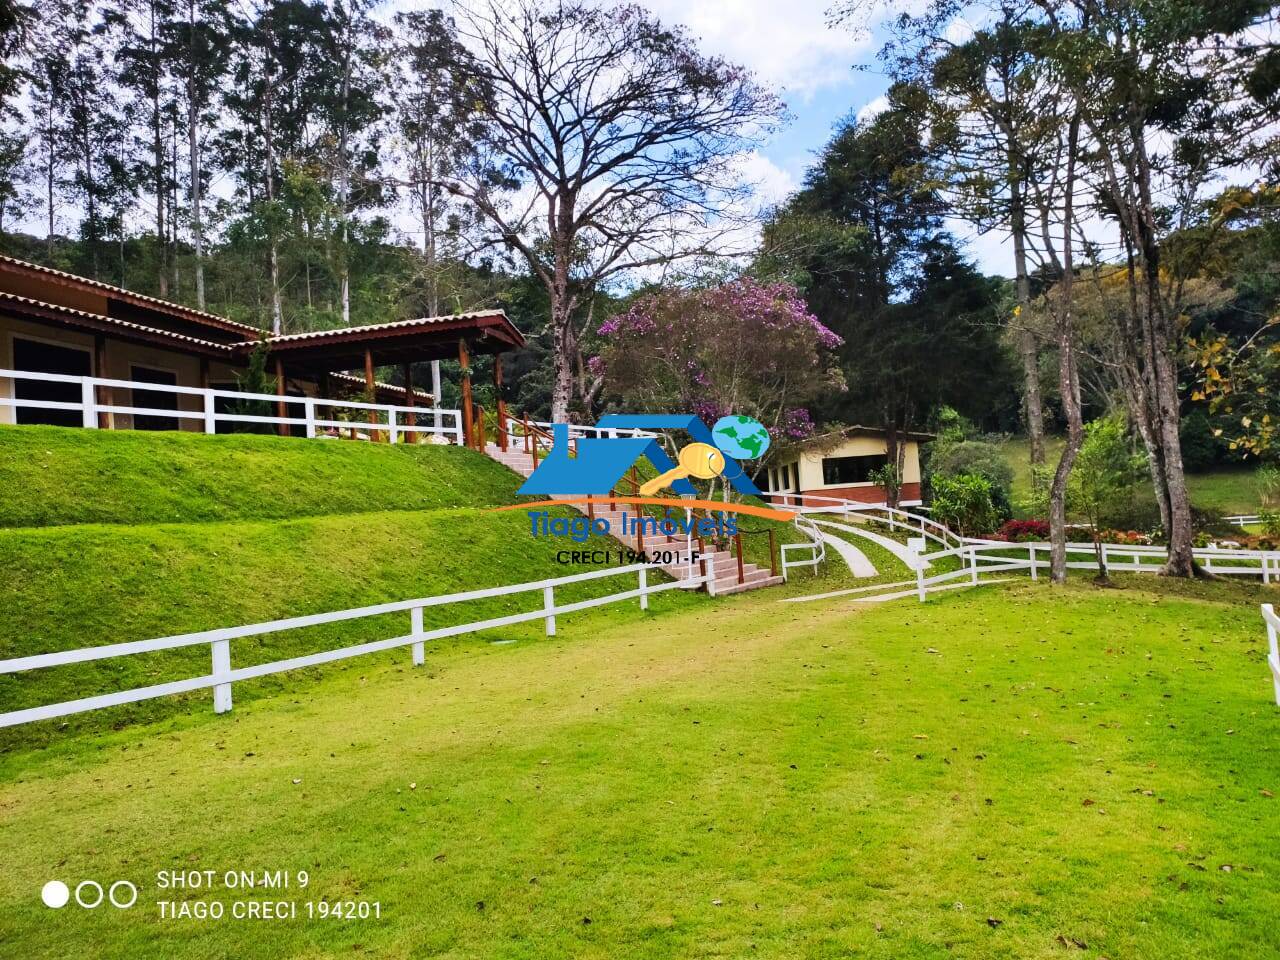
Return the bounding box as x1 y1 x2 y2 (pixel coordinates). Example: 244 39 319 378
249 311 525 447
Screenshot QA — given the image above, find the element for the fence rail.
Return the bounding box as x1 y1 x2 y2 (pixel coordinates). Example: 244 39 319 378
0 367 463 444
0 556 714 729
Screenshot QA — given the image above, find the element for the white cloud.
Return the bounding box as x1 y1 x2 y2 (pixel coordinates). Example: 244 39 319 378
732 150 798 208
855 94 890 124
641 0 872 101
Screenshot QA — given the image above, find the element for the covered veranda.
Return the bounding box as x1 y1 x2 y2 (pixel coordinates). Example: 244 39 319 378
255 311 525 448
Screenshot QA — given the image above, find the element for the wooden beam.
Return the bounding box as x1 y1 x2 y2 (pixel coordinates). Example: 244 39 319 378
94 334 109 429
494 353 507 451
402 362 416 431
275 357 288 437
459 339 474 448
198 357 210 437
364 347 380 441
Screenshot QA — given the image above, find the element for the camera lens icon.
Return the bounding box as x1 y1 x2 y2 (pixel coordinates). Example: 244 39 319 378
42 878 136 909
41 880 69 909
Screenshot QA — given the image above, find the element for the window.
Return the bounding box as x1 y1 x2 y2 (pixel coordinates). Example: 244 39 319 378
13 337 93 427
130 365 180 431
821 454 887 486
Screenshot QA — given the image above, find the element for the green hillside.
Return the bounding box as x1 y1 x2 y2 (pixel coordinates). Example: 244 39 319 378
0 426 522 527
0 427 699 747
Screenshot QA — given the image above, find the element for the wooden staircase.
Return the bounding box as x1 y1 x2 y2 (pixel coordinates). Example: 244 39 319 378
484 441 784 596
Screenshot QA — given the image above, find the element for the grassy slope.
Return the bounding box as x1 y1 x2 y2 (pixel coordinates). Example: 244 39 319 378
0 427 716 745
1 576 1278 958
1001 436 1261 518
0 425 520 527
0 426 879 747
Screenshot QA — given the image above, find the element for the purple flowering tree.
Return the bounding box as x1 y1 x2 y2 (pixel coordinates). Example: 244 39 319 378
592 277 844 445
439 0 786 423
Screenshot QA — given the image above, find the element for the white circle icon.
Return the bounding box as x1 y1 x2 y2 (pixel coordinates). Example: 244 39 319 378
75 880 104 909
41 880 70 909
108 880 138 909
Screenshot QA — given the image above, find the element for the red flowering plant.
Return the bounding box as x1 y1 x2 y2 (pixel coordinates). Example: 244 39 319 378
995 519 1050 542
592 278 844 444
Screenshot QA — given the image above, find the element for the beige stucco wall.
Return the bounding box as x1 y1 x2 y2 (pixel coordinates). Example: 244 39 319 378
766 435 922 492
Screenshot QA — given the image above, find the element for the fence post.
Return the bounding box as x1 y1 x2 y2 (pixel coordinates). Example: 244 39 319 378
705 554 717 597
1029 544 1038 582
543 585 556 636
969 544 979 585
907 540 926 602
639 567 649 611
304 398 316 439
211 639 232 714
411 605 425 665
387 409 398 445
1265 555 1273 585
203 390 216 434
1266 605 1279 705
81 378 97 428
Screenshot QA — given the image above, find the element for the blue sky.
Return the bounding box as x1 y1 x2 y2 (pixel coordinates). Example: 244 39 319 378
635 0 1014 276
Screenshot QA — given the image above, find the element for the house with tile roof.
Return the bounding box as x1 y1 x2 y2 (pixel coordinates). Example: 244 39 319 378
0 255 523 447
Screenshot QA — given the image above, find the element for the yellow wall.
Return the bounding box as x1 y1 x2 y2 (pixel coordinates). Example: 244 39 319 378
765 434 922 492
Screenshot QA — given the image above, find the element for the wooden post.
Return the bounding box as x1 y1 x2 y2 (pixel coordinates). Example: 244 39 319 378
411 606 425 666
275 357 288 437
403 362 416 434
364 348 380 442
94 334 109 428
734 533 745 584
458 340 473 448
211 639 232 714
494 354 508 451
475 404 485 450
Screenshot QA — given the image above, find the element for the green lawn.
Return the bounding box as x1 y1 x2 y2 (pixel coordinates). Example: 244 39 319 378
2 576 1279 958
0 425 521 528
1000 437 1263 518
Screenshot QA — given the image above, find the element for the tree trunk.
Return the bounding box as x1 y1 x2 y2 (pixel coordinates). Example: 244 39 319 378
151 0 167 297
1144 253 1196 576
549 293 574 423
1049 116 1083 584
187 0 205 310
338 23 351 327
549 195 577 424
1010 173 1045 465
263 82 282 334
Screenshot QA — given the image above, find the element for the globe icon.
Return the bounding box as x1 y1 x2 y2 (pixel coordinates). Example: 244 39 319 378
712 415 770 460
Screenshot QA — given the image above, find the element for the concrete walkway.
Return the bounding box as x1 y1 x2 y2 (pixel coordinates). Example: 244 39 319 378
813 518 931 570
813 526 878 578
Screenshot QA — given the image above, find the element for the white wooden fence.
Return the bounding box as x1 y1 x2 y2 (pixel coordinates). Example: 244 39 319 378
899 539 1280 604
0 557 714 729
1264 604 1280 705
0 367 463 444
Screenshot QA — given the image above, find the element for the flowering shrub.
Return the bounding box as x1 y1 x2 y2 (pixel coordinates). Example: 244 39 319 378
1097 529 1153 546
996 519 1049 542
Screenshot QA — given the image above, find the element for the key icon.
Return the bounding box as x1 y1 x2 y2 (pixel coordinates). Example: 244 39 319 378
639 442 726 495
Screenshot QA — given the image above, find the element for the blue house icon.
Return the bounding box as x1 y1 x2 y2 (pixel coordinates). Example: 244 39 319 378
517 416 762 497
517 423 696 496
